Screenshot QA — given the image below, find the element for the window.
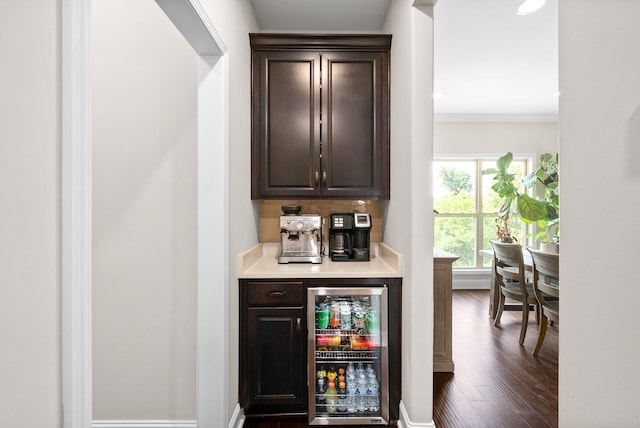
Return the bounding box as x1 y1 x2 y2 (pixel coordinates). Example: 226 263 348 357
433 156 533 268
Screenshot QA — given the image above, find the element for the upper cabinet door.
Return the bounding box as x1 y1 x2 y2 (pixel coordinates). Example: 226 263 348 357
252 50 322 198
322 51 389 199
250 34 391 200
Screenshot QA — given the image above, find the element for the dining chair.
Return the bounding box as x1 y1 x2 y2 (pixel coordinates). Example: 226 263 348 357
527 247 560 356
490 240 539 345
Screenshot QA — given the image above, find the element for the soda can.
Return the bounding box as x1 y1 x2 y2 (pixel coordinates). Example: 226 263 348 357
366 311 379 334
340 301 352 330
352 307 366 333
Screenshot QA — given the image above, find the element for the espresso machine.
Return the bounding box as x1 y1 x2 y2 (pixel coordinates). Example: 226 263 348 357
328 213 372 261
278 205 322 264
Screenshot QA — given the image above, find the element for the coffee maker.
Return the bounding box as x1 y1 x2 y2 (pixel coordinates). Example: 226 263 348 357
278 205 322 264
328 213 372 261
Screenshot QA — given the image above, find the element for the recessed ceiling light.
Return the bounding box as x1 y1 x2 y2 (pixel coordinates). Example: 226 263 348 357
517 0 546 15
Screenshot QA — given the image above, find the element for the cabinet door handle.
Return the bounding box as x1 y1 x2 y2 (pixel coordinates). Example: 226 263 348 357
265 290 288 297
322 171 327 186
296 317 301 334
315 170 319 186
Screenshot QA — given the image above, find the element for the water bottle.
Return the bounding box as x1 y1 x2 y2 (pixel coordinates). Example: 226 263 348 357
367 374 379 412
356 373 367 412
346 362 355 377
346 382 357 413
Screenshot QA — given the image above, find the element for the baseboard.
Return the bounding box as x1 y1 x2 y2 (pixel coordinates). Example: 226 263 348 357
397 401 436 428
92 405 244 428
92 421 197 428
228 404 245 428
452 270 491 290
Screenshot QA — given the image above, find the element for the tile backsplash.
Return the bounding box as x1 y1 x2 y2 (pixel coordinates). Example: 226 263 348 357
260 199 383 243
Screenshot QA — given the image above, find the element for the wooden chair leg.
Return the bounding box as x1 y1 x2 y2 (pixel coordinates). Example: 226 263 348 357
519 300 529 345
533 314 548 356
493 291 505 326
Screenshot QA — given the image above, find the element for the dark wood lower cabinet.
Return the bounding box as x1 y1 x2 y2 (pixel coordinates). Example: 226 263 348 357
240 280 307 415
245 306 306 412
239 278 402 421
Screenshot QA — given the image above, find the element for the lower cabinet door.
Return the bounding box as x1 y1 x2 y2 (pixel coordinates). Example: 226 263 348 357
245 306 307 413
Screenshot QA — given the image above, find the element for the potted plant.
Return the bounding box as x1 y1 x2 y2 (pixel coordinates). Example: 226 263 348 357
523 152 559 252
482 152 557 245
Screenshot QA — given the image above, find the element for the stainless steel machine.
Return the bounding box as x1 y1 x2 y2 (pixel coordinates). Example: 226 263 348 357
278 206 322 264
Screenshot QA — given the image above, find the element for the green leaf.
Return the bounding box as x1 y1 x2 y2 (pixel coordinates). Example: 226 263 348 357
496 152 513 174
522 172 538 188
482 167 499 175
517 194 547 222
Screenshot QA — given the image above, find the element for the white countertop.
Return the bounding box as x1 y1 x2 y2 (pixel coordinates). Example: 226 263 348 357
237 242 403 279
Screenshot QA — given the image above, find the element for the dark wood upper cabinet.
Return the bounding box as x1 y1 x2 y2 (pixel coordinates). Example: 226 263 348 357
250 34 391 199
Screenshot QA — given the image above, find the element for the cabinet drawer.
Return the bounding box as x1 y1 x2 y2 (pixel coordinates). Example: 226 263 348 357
246 281 304 306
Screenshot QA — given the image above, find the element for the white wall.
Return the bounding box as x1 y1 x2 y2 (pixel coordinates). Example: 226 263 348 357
92 0 259 422
559 1 640 426
383 1 435 425
92 0 198 419
199 0 259 420
0 2 61 427
434 122 559 155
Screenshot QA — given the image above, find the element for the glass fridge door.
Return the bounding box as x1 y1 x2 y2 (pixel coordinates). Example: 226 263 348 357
308 286 389 426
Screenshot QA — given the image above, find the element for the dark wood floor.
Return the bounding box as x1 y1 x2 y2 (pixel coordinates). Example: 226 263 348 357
434 289 558 428
243 289 558 428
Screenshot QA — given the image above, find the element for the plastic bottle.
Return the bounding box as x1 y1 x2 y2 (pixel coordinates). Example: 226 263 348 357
367 373 379 412
337 381 347 412
326 381 338 413
329 301 341 328
346 362 355 375
346 381 357 413
327 365 337 384
356 373 367 412
316 369 327 410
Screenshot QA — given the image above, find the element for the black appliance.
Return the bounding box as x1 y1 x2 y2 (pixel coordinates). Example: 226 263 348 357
329 213 371 261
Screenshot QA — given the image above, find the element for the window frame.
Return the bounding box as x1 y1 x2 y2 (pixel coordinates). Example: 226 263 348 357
433 153 536 270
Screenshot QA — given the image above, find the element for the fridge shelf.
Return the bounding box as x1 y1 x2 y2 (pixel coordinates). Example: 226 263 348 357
315 350 378 360
315 329 376 336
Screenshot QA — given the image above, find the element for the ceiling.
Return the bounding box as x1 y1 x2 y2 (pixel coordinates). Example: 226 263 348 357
250 0 558 121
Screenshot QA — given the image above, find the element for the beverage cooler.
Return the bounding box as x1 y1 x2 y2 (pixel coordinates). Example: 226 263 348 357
308 286 389 425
